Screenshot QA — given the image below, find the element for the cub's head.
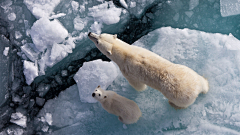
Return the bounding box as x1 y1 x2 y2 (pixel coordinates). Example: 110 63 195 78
92 85 107 102
88 32 117 57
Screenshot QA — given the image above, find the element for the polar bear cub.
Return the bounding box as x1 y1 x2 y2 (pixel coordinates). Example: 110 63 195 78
88 32 209 109
92 85 142 124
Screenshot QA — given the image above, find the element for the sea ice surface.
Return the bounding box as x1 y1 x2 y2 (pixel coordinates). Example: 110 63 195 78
30 17 68 52
74 59 119 103
88 1 122 25
7 12 16 21
24 0 61 19
10 112 27 128
21 43 39 62
3 47 9 56
23 60 38 85
220 0 240 17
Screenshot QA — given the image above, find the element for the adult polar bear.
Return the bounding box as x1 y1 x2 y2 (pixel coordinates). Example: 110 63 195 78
88 32 209 109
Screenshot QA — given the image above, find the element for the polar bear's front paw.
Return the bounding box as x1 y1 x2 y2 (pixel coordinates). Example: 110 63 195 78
168 101 186 110
135 84 147 91
129 82 147 91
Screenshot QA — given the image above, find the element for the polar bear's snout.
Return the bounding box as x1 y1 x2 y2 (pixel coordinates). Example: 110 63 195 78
92 93 95 97
88 32 99 41
88 32 91 36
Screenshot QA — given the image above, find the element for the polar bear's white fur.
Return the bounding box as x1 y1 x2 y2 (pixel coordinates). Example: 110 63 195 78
88 32 209 109
92 85 142 124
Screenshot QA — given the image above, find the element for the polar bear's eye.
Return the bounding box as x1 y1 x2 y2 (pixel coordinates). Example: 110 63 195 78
99 94 101 96
95 90 97 91
96 41 99 44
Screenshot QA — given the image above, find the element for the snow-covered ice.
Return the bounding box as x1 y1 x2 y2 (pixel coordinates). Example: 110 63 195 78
10 112 27 128
73 16 85 31
130 2 136 8
90 21 102 35
21 43 39 62
3 47 9 56
220 0 240 17
7 12 16 21
74 59 119 103
48 13 66 19
71 1 79 11
23 60 38 85
24 0 61 19
40 113 52 126
15 31 22 40
88 1 122 25
30 17 68 52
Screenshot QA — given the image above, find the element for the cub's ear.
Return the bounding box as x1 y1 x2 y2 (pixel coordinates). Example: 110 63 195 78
113 34 117 39
104 96 107 98
97 85 100 88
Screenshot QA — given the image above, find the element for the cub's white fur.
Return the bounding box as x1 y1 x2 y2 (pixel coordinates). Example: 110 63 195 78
92 85 142 124
88 32 209 109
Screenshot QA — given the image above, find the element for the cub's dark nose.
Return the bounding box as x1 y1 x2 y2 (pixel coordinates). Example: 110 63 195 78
92 93 95 97
88 32 91 37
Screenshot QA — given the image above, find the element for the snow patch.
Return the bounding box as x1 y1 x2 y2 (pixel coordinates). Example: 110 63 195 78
88 1 122 25
23 60 38 85
3 47 9 56
24 0 61 19
10 112 27 128
8 12 16 21
30 17 68 52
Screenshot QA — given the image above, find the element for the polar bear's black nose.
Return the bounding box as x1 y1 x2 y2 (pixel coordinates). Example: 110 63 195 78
88 32 91 37
92 93 95 97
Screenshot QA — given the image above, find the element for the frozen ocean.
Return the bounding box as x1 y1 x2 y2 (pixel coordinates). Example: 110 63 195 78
1 0 240 134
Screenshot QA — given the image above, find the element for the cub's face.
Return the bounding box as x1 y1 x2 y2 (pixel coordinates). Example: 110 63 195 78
88 32 117 57
92 85 107 102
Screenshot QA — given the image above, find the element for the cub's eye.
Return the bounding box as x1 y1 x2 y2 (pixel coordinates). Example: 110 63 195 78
95 90 97 91
96 41 99 44
99 94 101 96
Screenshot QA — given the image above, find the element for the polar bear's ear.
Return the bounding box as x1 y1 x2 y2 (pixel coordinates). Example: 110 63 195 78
107 50 112 55
104 96 107 98
97 85 100 88
113 34 117 39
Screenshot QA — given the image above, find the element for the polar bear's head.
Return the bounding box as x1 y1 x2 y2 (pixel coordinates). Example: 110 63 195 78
92 85 107 102
88 32 117 57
